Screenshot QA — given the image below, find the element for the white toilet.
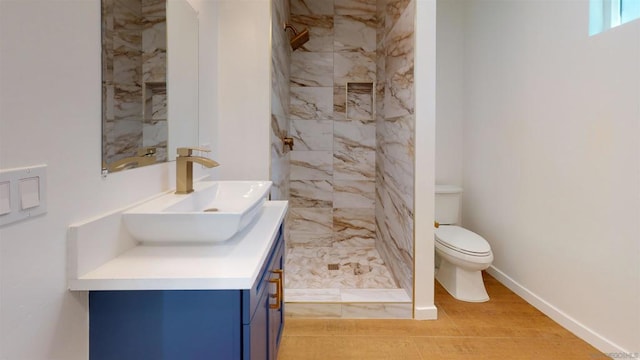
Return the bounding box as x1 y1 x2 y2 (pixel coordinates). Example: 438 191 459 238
435 185 493 302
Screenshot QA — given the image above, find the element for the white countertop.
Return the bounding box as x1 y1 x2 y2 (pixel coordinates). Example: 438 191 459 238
68 201 287 291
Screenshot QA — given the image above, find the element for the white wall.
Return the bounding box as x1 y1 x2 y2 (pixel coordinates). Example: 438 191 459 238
461 0 639 352
0 1 214 358
435 0 465 187
215 0 271 181
414 0 438 319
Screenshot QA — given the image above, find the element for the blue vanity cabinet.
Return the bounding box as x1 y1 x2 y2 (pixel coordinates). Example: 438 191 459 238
89 226 285 360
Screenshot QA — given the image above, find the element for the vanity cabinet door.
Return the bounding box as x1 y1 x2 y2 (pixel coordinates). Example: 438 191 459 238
243 225 285 360
268 230 285 360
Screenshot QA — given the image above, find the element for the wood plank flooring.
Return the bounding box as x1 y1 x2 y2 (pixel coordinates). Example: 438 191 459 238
277 272 605 359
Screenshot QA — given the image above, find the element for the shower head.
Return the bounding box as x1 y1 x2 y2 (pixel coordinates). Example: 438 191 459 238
284 24 310 51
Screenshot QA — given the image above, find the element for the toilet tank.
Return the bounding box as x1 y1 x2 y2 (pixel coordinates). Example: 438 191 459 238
435 185 463 225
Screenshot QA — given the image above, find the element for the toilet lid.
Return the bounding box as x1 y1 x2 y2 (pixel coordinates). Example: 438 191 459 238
435 226 491 256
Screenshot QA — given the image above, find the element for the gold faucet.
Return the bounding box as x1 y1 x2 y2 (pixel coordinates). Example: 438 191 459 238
105 147 157 173
175 147 220 194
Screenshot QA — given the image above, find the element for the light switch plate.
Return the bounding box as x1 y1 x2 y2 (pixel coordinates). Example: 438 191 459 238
0 181 10 215
0 165 47 227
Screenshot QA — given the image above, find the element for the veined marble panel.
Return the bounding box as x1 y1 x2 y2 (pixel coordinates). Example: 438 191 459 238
340 288 410 302
290 151 333 180
333 180 375 208
284 303 411 319
375 224 413 296
287 208 333 247
112 0 141 29
285 304 343 318
379 185 413 251
334 52 376 85
141 19 166 55
333 208 376 246
376 161 414 295
272 52 290 108
291 15 334 52
149 93 167 120
384 69 413 118
270 0 290 202
335 0 377 15
291 52 334 87
378 116 414 207
334 120 376 180
141 20 166 83
142 52 166 83
106 119 143 161
290 0 334 15
142 119 169 162
290 180 333 208
112 34 141 79
290 119 333 151
334 86 347 120
104 84 114 120
376 0 415 299
386 0 412 25
341 303 412 318
285 247 396 288
285 288 342 302
334 121 376 153
270 152 290 201
375 57 385 119
271 113 287 158
334 15 376 53
290 87 333 120
142 118 166 140
384 3 414 118
270 116 290 201
285 288 410 303
334 150 375 180
142 0 165 17
113 89 143 122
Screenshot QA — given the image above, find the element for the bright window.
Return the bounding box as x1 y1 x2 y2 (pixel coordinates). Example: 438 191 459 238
590 0 640 35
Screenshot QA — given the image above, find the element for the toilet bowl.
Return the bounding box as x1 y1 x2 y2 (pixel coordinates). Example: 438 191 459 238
435 225 493 302
435 185 493 302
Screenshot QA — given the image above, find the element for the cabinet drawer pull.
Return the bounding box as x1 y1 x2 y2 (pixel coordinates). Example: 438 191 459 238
272 269 284 297
269 278 281 310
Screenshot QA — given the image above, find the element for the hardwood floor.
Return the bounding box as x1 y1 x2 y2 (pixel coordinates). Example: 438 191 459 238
277 272 605 359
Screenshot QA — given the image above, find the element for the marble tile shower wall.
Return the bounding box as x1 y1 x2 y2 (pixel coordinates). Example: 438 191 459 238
288 0 379 250
102 0 167 164
271 0 291 201
375 0 415 295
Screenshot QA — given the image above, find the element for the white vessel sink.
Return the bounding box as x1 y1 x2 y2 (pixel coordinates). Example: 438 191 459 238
123 181 272 243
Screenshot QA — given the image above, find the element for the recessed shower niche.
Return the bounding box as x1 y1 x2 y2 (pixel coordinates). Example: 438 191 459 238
346 82 374 121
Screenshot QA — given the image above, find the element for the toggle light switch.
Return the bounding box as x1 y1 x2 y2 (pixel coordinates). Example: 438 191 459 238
20 177 40 210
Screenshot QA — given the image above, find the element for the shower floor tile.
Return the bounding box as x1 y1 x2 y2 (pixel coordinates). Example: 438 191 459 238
285 246 398 289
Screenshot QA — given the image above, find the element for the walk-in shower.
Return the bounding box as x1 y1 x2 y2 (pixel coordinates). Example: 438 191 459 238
270 0 417 318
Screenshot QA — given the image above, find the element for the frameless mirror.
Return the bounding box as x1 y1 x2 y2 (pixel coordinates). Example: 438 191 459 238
101 0 199 173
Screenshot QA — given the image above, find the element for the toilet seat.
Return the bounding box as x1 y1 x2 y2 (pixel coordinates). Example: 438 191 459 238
435 225 491 257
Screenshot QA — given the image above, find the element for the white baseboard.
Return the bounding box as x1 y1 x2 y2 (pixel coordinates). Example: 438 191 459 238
487 266 629 355
414 305 438 320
